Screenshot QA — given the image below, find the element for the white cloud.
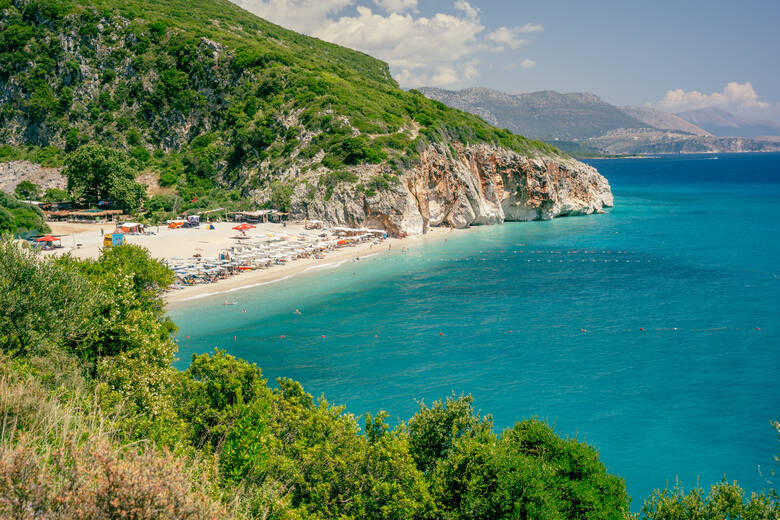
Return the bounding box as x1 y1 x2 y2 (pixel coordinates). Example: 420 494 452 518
487 27 528 50
517 22 543 33
374 0 417 13
659 81 770 112
487 22 542 50
314 6 486 86
232 0 543 87
462 58 481 80
454 0 479 22
233 0 353 34
520 58 535 69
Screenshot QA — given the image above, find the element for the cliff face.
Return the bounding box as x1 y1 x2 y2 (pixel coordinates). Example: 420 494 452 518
290 143 612 236
0 161 66 195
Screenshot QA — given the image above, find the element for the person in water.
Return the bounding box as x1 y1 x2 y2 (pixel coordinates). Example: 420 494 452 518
294 309 302 315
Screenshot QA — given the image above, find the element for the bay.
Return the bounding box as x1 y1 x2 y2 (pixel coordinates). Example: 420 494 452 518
171 152 780 507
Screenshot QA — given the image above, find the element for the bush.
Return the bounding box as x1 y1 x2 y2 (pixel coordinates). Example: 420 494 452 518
0 373 228 520
340 136 386 165
130 145 151 163
147 194 178 213
126 128 142 146
269 180 294 212
14 180 39 200
42 187 68 203
643 479 780 519
0 192 49 236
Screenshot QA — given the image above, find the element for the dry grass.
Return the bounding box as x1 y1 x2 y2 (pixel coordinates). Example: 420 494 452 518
0 371 234 520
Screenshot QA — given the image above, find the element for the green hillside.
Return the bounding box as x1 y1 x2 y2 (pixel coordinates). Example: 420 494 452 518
0 191 49 235
0 0 556 215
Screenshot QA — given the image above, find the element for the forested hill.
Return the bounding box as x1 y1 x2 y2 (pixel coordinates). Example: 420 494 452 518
0 0 557 221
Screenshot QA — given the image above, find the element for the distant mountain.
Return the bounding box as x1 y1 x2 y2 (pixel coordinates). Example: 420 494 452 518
420 86 780 155
620 107 711 136
589 130 780 155
419 87 650 140
676 108 780 138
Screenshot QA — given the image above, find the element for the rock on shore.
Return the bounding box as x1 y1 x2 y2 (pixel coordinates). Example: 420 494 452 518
291 143 613 236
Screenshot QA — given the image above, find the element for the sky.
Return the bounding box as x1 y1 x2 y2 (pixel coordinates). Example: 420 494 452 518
231 0 780 121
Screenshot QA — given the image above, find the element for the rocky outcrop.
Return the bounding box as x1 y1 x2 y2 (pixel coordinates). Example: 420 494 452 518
0 161 66 195
290 143 612 236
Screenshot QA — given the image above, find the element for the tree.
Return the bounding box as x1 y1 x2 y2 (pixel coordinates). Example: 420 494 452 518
642 479 779 519
642 421 780 520
0 237 94 357
14 180 39 200
108 174 147 213
407 394 493 473
0 192 49 235
63 144 145 210
42 187 69 203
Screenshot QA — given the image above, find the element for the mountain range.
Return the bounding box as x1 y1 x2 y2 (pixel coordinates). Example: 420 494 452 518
676 107 780 138
419 87 780 155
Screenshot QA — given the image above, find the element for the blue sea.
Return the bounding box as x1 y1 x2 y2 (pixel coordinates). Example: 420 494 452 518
171 153 780 509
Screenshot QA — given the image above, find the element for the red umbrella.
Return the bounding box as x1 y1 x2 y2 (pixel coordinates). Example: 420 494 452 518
35 235 60 242
232 223 256 231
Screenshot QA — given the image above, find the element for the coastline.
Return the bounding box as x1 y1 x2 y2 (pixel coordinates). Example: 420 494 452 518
166 226 456 305
43 220 460 306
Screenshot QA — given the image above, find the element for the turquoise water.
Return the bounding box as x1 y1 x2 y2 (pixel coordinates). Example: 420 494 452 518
171 153 780 508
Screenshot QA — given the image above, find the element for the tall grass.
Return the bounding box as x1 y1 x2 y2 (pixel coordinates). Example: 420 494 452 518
0 366 232 519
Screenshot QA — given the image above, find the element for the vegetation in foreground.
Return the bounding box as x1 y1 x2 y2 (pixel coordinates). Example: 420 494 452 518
0 191 49 236
0 236 778 519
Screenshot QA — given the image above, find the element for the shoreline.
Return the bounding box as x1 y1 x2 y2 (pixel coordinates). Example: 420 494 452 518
165 227 456 305
43 220 459 306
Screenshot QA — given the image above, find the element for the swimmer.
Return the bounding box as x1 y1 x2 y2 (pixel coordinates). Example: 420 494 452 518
294 309 302 315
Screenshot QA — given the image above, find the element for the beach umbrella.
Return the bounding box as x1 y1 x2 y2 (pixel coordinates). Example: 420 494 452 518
35 235 60 242
233 223 256 231
233 223 256 236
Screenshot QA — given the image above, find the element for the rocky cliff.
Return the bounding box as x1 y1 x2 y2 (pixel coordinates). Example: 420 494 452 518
290 143 612 236
0 161 66 195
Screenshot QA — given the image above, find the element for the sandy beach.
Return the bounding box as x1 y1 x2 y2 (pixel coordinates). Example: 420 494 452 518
45 221 455 304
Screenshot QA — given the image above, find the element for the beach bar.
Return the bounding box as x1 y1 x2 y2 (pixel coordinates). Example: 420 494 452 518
45 209 124 222
230 210 287 224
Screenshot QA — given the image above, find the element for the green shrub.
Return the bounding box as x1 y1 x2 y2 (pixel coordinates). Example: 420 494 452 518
130 145 151 163
340 136 386 165
269 180 294 212
0 201 49 236
320 153 342 170
42 187 68 202
14 181 39 200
